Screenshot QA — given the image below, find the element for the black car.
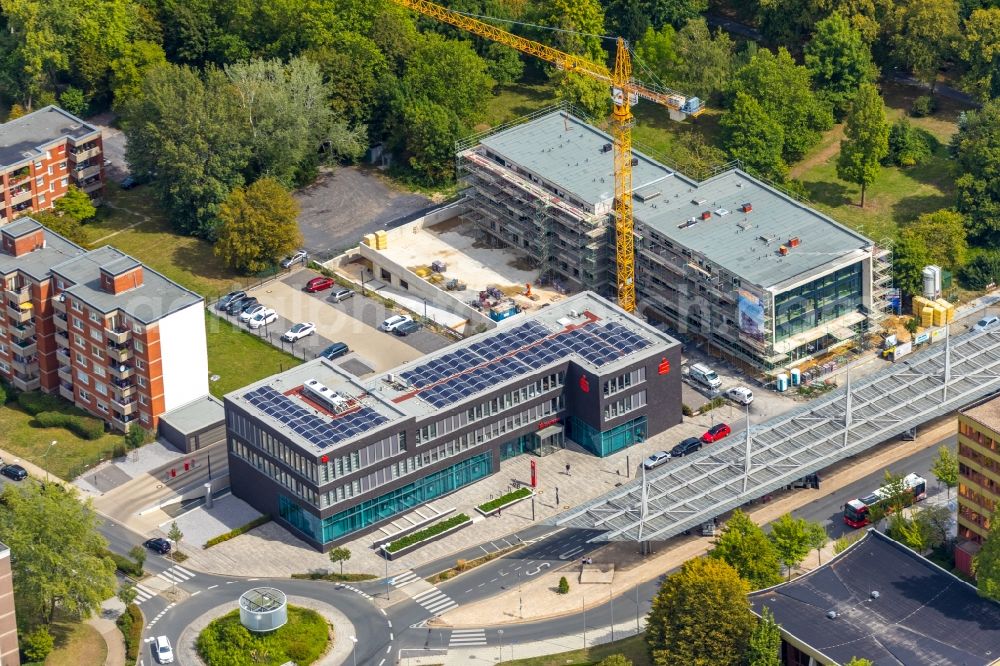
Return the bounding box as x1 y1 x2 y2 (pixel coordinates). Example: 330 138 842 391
143 537 171 555
319 342 350 360
216 290 247 311
238 297 260 314
393 320 422 336
226 295 255 315
120 175 137 189
1 464 27 481
670 437 702 458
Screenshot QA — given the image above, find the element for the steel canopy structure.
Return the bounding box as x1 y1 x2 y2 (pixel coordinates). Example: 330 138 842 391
553 327 1000 542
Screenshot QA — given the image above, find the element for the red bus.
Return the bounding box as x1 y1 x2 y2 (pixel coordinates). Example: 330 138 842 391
843 473 927 528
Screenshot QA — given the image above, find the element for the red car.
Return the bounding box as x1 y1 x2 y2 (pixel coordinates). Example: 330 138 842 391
305 276 335 293
701 423 731 443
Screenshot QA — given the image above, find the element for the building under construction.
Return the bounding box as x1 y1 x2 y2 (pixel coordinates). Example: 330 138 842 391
458 109 893 374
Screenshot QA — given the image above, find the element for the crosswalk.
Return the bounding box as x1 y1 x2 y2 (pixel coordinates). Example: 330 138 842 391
132 582 157 605
391 570 459 617
390 570 421 588
156 564 196 585
449 629 487 647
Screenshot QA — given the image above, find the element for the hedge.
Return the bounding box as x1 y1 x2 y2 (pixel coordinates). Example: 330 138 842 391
204 515 272 549
116 603 143 662
17 391 69 415
102 549 144 578
34 411 105 440
386 514 471 553
290 571 378 582
478 487 532 514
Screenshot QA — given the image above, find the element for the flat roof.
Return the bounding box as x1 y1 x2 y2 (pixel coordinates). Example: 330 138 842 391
0 105 99 168
960 392 1000 434
159 395 225 435
51 245 203 323
0 218 86 282
750 530 1000 666
473 111 872 289
228 292 678 454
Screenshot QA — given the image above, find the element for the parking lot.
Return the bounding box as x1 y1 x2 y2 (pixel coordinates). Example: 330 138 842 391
216 269 453 374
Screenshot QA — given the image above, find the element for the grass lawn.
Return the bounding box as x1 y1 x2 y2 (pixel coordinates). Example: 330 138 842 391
197 606 330 666
45 620 107 666
0 403 123 481
205 312 300 398
503 633 650 666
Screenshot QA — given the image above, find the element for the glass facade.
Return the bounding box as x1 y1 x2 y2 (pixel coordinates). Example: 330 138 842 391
500 434 535 460
568 416 647 457
280 452 493 544
773 262 862 341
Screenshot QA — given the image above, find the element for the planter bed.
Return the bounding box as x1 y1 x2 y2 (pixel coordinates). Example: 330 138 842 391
476 487 533 516
371 507 455 550
382 513 472 560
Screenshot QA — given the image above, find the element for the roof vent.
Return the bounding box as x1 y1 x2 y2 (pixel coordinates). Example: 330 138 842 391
870 590 880 600
303 379 352 414
601 143 612 153
741 202 753 213
692 198 706 206
826 610 838 620
788 237 800 248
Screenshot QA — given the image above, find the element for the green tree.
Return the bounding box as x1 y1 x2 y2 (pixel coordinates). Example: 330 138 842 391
805 522 829 566
768 514 813 579
401 32 494 124
746 606 781 666
960 8 1000 103
846 659 874 666
31 210 89 246
54 185 97 223
597 655 633 666
670 19 735 105
644 0 709 30
634 26 678 85
328 547 352 575
837 83 889 207
604 0 650 43
393 97 464 184
893 233 930 295
21 626 55 662
975 514 1000 601
214 178 302 274
128 545 146 571
109 41 168 111
708 509 783 590
732 47 833 162
804 13 878 118
930 445 959 498
125 424 149 450
885 117 932 167
901 210 967 270
646 557 754 666
59 86 88 117
168 521 184 553
891 0 960 90
558 576 570 593
556 71 611 118
953 100 1000 244
960 251 1000 289
117 582 138 607
124 63 250 238
529 0 607 62
865 470 911 530
0 483 116 625
721 92 787 182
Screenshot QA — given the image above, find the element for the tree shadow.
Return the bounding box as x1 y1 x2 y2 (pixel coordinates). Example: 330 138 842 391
803 180 851 208
891 193 954 225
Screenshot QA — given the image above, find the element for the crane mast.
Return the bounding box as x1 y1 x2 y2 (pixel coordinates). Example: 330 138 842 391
390 0 700 312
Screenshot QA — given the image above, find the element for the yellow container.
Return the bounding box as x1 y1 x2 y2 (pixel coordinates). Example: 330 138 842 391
935 298 955 323
414 266 431 278
374 230 388 249
362 233 376 247
912 295 930 315
932 305 946 327
920 306 935 328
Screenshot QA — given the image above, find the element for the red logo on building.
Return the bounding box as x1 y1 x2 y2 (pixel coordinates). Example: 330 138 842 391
538 417 560 430
579 375 590 393
658 358 671 375
320 455 329 464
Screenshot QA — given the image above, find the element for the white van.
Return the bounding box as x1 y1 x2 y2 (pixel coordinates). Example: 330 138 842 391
726 386 754 405
689 363 722 390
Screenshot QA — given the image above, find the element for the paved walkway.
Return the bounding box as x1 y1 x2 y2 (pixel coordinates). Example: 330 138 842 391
89 599 128 666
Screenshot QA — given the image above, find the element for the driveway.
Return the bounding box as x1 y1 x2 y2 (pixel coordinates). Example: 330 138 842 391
294 166 434 260
87 112 129 182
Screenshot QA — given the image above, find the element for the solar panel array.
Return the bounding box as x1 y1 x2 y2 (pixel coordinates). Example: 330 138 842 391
242 386 389 449
399 320 653 409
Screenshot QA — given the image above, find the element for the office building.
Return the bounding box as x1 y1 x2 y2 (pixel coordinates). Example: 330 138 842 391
0 542 19 666
956 394 1000 575
458 110 892 374
0 105 104 222
226 292 681 550
0 218 208 431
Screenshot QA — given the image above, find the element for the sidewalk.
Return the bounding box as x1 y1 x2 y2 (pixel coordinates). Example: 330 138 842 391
0 446 68 485
89 598 127 666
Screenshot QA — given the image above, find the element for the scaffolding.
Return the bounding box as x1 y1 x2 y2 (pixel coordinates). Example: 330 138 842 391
871 241 894 327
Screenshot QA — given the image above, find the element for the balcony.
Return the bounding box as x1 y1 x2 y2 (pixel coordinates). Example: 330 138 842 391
105 326 129 344
111 396 136 416
11 337 36 356
73 164 101 181
7 170 29 187
108 362 133 380
112 380 136 399
108 344 132 363
9 188 32 205
53 297 66 313
59 382 74 401
54 313 68 331
54 328 68 345
111 412 136 430
57 365 72 383
12 374 40 392
80 179 103 195
11 355 36 375
69 145 101 162
7 303 32 323
11 320 35 339
5 285 30 305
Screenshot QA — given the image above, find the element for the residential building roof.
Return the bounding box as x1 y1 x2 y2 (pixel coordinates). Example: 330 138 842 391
50 245 202 323
750 530 1000 666
960 392 1000 434
0 105 100 169
0 218 86 282
158 395 225 436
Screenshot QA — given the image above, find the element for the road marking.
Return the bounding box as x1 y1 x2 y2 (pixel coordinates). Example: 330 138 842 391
247 577 258 581
386 646 391 654
413 588 443 602
559 546 584 560
172 565 195 577
479 545 489 554
192 590 201 596
226 581 235 584
498 571 508 577
387 620 392 628
207 585 218 590
450 629 487 647
380 608 387 616
379 660 385 666
513 566 522 571
525 562 551 576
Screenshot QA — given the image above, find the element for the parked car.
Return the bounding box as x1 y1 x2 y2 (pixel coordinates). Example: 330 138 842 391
319 342 350 360
974 315 1000 332
642 451 671 470
670 437 702 458
226 295 253 315
120 175 137 189
282 322 316 342
380 314 413 332
281 250 308 268
238 297 260 314
0 464 27 481
153 635 174 664
216 290 247 311
239 303 265 323
143 537 171 555
702 423 732 443
305 277 335 293
247 308 277 329
331 288 354 303
725 386 754 406
393 320 422 336
688 362 722 390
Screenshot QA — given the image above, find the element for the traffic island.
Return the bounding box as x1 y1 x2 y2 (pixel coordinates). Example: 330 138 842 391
476 487 533 517
196 605 330 666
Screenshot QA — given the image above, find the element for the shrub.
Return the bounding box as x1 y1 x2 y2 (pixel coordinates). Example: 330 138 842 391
197 607 328 666
911 95 937 117
204 515 272 548
885 118 933 167
477 487 532 513
0 382 6 406
34 411 105 439
18 391 67 415
21 626 54 662
558 576 570 594
102 549 144 577
960 251 1000 290
682 403 693 417
387 514 471 553
125 424 151 449
116 603 143 662
289 571 377 582
834 531 864 555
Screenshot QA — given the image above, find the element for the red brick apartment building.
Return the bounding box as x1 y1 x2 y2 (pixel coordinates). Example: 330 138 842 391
0 542 18 666
0 218 208 432
955 394 1000 575
0 105 103 223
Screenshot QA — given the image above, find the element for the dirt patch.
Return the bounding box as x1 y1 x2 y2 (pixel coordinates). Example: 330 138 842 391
509 255 538 271
429 216 466 234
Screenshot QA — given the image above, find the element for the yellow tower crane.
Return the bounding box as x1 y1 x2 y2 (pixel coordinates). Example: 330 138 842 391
391 0 702 312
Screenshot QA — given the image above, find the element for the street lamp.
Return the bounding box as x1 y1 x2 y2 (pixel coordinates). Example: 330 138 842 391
382 544 391 599
43 440 56 483
349 635 358 666
497 629 503 664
